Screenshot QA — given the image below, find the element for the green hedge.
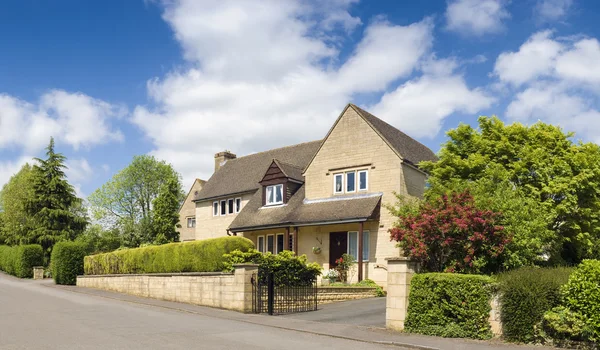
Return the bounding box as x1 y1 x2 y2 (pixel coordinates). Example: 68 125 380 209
541 260 600 344
51 241 89 285
84 236 254 275
0 244 44 278
497 266 573 343
405 273 494 340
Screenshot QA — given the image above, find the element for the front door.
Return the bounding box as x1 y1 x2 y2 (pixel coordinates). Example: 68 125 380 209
329 232 347 267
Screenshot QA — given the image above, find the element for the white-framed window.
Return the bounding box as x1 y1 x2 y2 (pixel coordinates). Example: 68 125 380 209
213 201 219 216
220 199 227 216
347 230 370 261
266 234 275 254
358 170 368 191
257 236 265 253
346 171 356 193
235 197 242 213
276 233 285 254
334 173 344 194
266 184 283 205
228 198 234 214
187 217 196 228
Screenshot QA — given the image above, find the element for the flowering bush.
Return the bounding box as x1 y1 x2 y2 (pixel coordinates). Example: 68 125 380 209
323 269 339 282
389 190 509 274
334 253 355 282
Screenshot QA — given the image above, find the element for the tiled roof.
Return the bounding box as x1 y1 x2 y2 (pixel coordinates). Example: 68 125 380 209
272 159 304 182
194 141 321 201
350 104 438 166
229 185 381 232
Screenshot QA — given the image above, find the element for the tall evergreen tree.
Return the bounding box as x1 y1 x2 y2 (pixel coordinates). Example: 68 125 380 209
26 138 88 254
152 178 181 244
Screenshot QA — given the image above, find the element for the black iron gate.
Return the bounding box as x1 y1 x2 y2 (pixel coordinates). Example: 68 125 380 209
252 272 317 315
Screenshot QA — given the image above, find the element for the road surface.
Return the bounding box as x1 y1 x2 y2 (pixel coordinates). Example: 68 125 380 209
0 273 395 350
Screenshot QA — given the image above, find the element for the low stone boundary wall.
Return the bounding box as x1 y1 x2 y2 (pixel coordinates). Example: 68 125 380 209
318 287 378 304
76 264 257 313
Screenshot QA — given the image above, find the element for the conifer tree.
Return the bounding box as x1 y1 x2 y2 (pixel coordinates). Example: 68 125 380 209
152 178 181 244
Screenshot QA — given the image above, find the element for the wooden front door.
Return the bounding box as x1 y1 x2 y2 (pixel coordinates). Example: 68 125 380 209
329 232 347 267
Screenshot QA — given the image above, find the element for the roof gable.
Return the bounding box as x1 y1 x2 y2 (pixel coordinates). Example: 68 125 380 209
303 104 437 174
194 141 320 201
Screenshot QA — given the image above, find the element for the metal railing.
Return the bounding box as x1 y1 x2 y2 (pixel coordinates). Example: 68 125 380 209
252 272 317 315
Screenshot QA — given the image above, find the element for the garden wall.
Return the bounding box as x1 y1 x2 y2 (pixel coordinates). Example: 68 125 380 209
317 286 378 304
76 264 257 312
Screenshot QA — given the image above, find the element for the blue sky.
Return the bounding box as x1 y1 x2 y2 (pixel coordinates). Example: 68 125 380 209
1 0 599 197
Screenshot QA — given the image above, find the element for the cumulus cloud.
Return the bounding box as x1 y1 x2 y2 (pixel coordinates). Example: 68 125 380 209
496 30 600 143
445 0 510 36
0 90 125 153
534 0 573 22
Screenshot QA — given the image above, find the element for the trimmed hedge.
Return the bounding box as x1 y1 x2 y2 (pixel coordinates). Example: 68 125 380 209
497 266 572 343
84 236 254 275
51 241 88 285
405 273 494 340
0 244 44 278
540 260 600 344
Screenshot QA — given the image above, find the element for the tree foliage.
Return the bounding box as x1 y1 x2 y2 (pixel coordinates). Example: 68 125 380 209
421 117 600 264
389 191 508 274
0 164 35 245
152 178 181 244
25 138 88 255
87 155 184 247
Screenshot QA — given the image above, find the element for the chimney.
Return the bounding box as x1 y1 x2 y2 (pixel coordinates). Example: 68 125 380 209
214 151 237 172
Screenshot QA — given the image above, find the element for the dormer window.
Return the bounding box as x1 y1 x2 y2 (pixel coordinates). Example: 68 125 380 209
266 184 283 205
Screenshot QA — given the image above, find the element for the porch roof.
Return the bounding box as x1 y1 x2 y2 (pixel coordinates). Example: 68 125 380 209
228 185 381 232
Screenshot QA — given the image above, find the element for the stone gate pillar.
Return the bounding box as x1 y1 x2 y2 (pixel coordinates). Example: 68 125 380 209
385 257 419 331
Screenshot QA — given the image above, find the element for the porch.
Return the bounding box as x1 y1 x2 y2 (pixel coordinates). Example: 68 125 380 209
239 220 389 286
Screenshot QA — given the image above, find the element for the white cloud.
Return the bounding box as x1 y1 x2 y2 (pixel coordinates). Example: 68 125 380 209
370 62 495 138
494 30 563 86
555 38 600 85
445 0 510 36
133 0 474 186
506 83 600 143
534 0 573 22
65 158 94 183
0 90 125 153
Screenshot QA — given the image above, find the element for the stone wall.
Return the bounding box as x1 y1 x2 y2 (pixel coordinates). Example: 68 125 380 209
179 179 205 242
318 286 378 304
76 264 258 313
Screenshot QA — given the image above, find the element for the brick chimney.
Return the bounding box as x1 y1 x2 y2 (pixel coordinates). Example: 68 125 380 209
214 151 236 172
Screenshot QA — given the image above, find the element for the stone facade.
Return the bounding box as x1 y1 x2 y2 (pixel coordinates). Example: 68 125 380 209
194 192 253 240
179 179 205 242
76 264 258 313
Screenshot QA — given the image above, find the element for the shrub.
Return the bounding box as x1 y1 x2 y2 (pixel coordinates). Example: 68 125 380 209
85 236 254 275
543 259 600 343
51 241 89 285
497 266 573 343
405 273 494 339
223 249 321 287
0 244 44 278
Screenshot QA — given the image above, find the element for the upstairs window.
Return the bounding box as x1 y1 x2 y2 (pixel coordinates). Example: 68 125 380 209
220 200 227 215
235 198 242 213
346 171 356 193
187 217 196 228
334 173 344 194
266 184 283 205
213 201 219 216
228 198 234 214
358 170 368 191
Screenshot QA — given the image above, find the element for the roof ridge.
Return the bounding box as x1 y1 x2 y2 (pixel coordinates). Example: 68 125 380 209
227 139 322 163
274 159 303 169
350 104 428 150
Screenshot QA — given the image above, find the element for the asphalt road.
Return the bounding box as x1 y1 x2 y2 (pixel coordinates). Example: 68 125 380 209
0 273 396 350
283 298 386 327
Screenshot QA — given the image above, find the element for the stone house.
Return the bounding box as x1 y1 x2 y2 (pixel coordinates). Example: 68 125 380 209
186 104 436 286
178 178 206 242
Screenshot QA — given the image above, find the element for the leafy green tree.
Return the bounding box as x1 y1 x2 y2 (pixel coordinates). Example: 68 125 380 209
88 155 184 246
74 224 122 254
0 164 35 245
26 138 88 255
152 178 181 244
421 117 600 264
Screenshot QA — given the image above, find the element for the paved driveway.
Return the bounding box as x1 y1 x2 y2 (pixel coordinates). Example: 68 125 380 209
283 297 386 327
